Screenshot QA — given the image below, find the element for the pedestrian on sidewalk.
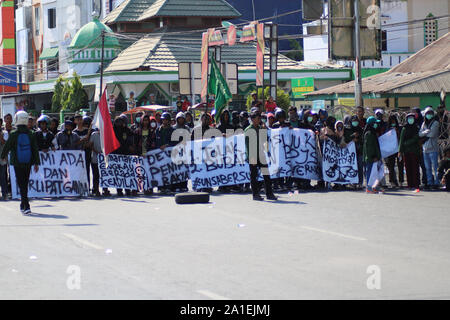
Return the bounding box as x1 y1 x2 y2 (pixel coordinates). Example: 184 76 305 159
0 111 40 214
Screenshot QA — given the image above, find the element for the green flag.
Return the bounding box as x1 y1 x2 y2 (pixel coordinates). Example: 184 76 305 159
208 58 232 123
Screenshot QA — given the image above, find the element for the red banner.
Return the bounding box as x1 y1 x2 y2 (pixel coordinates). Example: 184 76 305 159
256 23 265 86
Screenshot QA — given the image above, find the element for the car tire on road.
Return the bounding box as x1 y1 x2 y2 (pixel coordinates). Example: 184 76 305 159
175 192 210 204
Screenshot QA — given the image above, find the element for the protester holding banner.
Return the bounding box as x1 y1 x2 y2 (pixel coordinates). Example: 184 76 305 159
419 107 440 190
245 110 277 201
89 129 110 197
172 112 190 193
156 112 176 194
135 115 156 157
399 113 421 191
384 114 403 188
113 115 136 196
56 120 81 150
217 110 234 136
344 115 364 188
1 111 40 214
363 116 383 193
35 115 55 152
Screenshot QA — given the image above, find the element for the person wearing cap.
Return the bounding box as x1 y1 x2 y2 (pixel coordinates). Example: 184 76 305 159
399 113 421 192
245 110 277 201
56 120 81 150
35 115 55 152
363 116 383 193
419 106 440 189
1 111 40 214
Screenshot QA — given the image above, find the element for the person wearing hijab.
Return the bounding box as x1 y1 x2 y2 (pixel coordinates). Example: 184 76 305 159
344 115 364 188
413 107 428 187
419 107 440 189
184 111 195 130
363 116 382 193
217 110 234 136
399 113 421 192
172 112 190 193
385 113 403 188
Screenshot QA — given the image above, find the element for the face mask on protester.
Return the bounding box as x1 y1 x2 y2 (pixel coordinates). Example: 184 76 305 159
407 118 415 125
307 116 313 123
391 123 396 127
373 123 378 129
136 117 141 123
150 122 157 128
352 121 359 127
425 114 433 120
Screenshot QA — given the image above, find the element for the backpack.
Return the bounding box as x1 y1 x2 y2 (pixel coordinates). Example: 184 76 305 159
17 133 32 164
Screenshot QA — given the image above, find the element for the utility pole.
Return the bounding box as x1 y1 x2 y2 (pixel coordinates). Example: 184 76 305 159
354 0 363 108
99 30 105 103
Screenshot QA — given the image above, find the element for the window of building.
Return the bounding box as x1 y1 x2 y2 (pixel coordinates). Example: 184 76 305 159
35 7 40 35
48 8 56 29
424 13 438 46
381 30 387 51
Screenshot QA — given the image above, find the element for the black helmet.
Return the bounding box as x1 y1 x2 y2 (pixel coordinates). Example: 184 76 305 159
161 112 171 121
275 109 286 120
240 111 249 118
82 116 92 125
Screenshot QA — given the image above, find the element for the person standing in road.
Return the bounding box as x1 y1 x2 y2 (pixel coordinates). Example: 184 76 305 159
0 111 40 214
399 113 421 192
363 116 382 193
419 107 440 190
245 110 277 201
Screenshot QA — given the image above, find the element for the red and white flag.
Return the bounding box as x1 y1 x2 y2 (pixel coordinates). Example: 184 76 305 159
92 88 120 157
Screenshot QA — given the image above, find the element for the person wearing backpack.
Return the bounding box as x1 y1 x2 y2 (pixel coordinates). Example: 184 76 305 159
0 111 40 214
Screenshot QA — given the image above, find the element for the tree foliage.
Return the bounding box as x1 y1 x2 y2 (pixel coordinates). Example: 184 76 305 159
52 72 88 112
246 87 291 112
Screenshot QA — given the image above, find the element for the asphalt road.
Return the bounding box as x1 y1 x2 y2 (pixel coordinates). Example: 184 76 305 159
0 188 449 300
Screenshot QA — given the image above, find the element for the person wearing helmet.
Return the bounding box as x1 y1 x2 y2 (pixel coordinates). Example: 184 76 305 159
35 115 55 152
240 111 250 130
399 113 421 192
1 111 40 214
363 116 383 193
272 109 290 129
419 106 440 189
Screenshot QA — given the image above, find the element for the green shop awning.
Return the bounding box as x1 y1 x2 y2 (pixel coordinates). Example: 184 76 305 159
39 47 59 60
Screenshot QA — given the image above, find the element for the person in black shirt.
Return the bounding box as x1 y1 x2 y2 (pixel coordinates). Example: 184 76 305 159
35 115 55 152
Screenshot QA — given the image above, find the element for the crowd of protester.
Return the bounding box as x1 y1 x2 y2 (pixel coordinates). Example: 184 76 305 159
0 102 449 206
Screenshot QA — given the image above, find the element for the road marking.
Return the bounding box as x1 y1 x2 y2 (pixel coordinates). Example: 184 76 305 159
211 208 367 241
0 204 13 212
63 233 104 250
197 290 231 300
300 226 367 241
